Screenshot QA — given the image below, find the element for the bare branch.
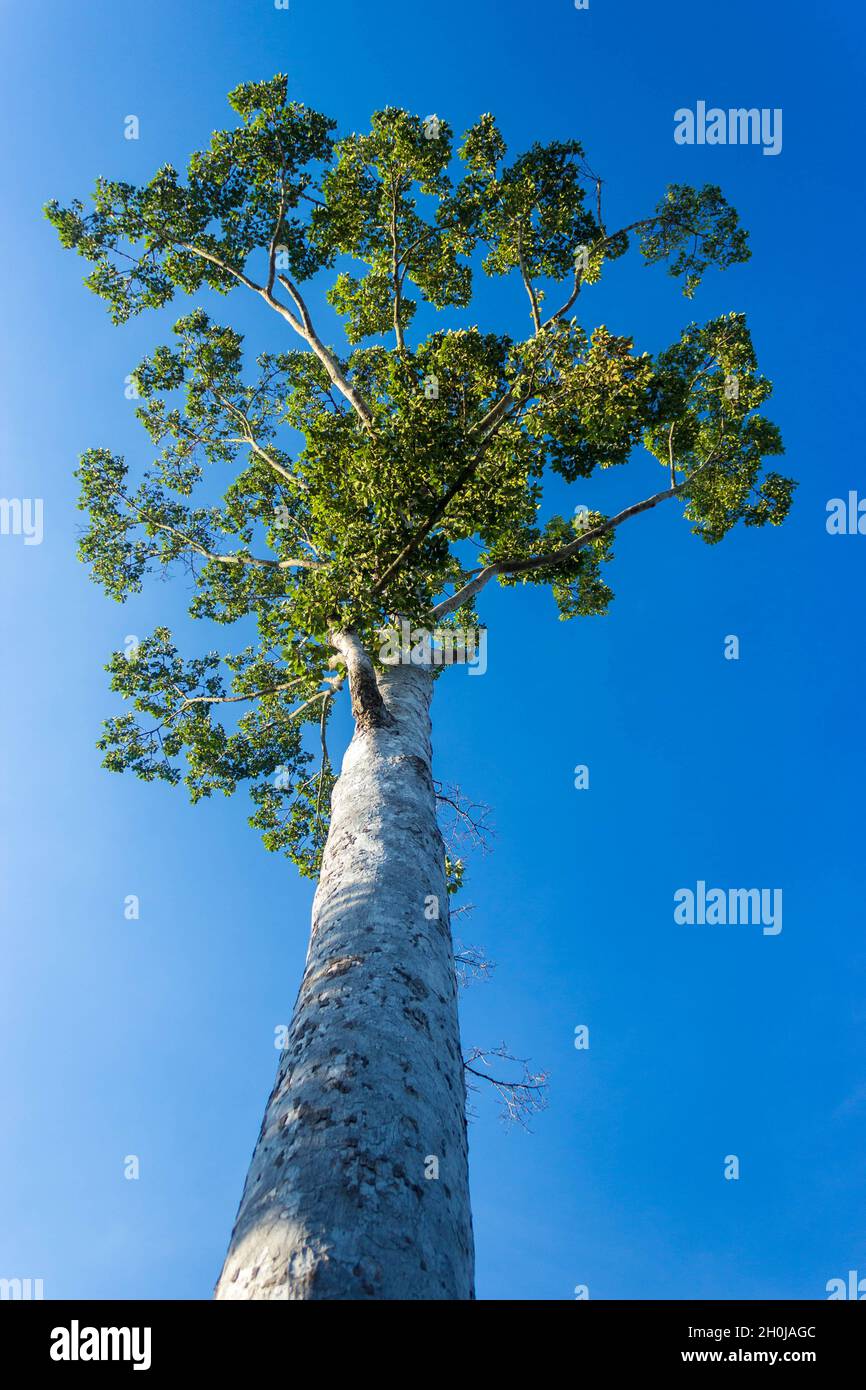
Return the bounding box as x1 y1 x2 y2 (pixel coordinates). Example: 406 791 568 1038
435 781 494 857
464 1044 549 1129
450 902 477 921
453 942 495 988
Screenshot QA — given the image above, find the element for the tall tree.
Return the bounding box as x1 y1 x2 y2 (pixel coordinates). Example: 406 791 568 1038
47 75 794 1300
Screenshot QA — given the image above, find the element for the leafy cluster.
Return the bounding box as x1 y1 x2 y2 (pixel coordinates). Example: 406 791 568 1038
47 75 794 870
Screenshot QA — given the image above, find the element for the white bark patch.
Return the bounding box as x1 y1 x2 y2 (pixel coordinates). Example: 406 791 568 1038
215 664 474 1300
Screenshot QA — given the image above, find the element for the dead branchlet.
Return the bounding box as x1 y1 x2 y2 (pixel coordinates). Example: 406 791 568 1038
434 781 494 857
464 1043 549 1130
453 941 495 988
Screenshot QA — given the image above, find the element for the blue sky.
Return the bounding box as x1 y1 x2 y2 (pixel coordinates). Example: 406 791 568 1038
1 0 864 1300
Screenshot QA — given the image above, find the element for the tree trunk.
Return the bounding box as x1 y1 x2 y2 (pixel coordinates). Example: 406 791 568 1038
214 646 475 1300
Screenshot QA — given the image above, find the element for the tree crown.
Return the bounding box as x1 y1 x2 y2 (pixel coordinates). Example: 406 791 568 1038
47 74 794 873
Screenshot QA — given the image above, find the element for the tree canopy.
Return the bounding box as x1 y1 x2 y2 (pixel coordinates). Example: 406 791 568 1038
46 74 794 875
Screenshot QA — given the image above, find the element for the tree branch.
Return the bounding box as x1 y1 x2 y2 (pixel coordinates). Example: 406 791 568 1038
391 179 406 352
176 679 305 712
209 389 309 493
464 1044 549 1129
516 224 541 334
453 943 494 987
369 391 529 600
313 690 332 842
328 630 395 732
431 482 683 620
116 489 320 572
177 241 376 434
273 274 376 431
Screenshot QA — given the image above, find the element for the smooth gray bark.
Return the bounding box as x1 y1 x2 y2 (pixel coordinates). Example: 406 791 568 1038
215 655 474 1300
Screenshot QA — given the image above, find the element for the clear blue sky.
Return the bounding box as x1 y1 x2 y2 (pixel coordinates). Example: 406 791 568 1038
1 0 864 1300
